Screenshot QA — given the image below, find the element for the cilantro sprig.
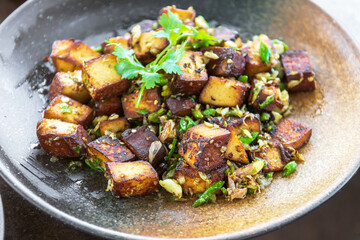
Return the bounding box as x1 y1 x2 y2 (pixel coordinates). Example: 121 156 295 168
113 11 217 108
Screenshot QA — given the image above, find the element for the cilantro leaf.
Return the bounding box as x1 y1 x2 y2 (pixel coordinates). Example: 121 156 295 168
157 42 186 74
115 60 142 79
158 11 183 33
142 72 163 89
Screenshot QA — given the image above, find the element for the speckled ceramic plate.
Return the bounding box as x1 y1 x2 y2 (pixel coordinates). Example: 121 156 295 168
0 0 359 239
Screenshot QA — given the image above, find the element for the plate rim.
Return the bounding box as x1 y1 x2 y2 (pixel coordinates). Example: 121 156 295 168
0 0 359 239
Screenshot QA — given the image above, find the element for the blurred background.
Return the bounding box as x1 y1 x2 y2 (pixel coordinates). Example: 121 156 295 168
0 0 359 239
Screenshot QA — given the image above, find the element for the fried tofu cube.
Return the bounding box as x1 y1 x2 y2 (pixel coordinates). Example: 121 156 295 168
94 97 122 117
121 88 161 120
129 19 157 33
199 76 250 107
215 114 262 135
36 118 91 157
213 26 242 48
248 80 289 112
82 54 130 101
225 128 249 164
132 31 168 65
280 50 315 92
44 95 93 126
100 117 130 136
174 162 227 195
50 40 101 72
105 161 159 197
165 96 196 117
179 123 230 173
202 47 246 78
101 36 129 55
87 135 136 167
274 118 312 149
159 6 196 25
255 144 286 172
49 70 91 103
121 125 167 167
244 38 273 76
168 51 208 95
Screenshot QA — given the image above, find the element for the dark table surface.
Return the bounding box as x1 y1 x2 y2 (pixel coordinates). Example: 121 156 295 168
1 1 360 240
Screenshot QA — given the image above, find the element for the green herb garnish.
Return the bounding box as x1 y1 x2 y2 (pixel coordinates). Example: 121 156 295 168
136 109 149 115
240 132 259 145
260 41 272 65
60 103 72 114
259 95 274 109
278 82 285 91
192 108 204 119
238 75 248 83
94 46 103 53
85 158 103 172
272 39 289 52
282 161 297 177
260 112 271 122
164 138 178 161
148 108 166 123
74 145 82 154
179 116 197 134
193 181 224 208
113 11 217 108
203 108 216 116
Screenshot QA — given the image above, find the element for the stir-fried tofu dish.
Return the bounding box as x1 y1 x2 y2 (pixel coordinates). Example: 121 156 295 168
37 6 314 207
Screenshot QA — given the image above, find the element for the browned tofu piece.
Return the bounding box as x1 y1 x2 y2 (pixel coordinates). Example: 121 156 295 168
36 118 91 157
105 161 159 197
201 47 245 78
178 123 230 173
121 125 167 167
165 97 196 117
129 19 157 33
49 70 91 103
199 76 250 107
274 118 312 149
225 128 249 164
248 80 287 112
82 54 130 101
244 39 273 76
50 39 101 72
100 117 130 136
159 5 196 25
174 162 227 195
87 135 136 167
121 88 161 120
94 97 122 117
280 50 315 92
101 36 129 55
213 26 242 48
44 95 93 126
168 51 208 95
214 115 262 135
132 31 169 65
255 143 286 172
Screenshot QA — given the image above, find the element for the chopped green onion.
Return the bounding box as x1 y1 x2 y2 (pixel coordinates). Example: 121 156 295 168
74 145 82 154
148 108 166 123
239 132 259 145
255 157 267 167
164 138 177 161
282 161 297 177
193 181 224 208
260 41 272 65
94 46 103 53
259 95 274 109
260 112 271 122
272 39 289 52
220 187 228 196
266 172 274 178
278 82 285 91
137 109 149 115
60 103 72 114
192 108 204 119
203 108 216 116
238 75 248 83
